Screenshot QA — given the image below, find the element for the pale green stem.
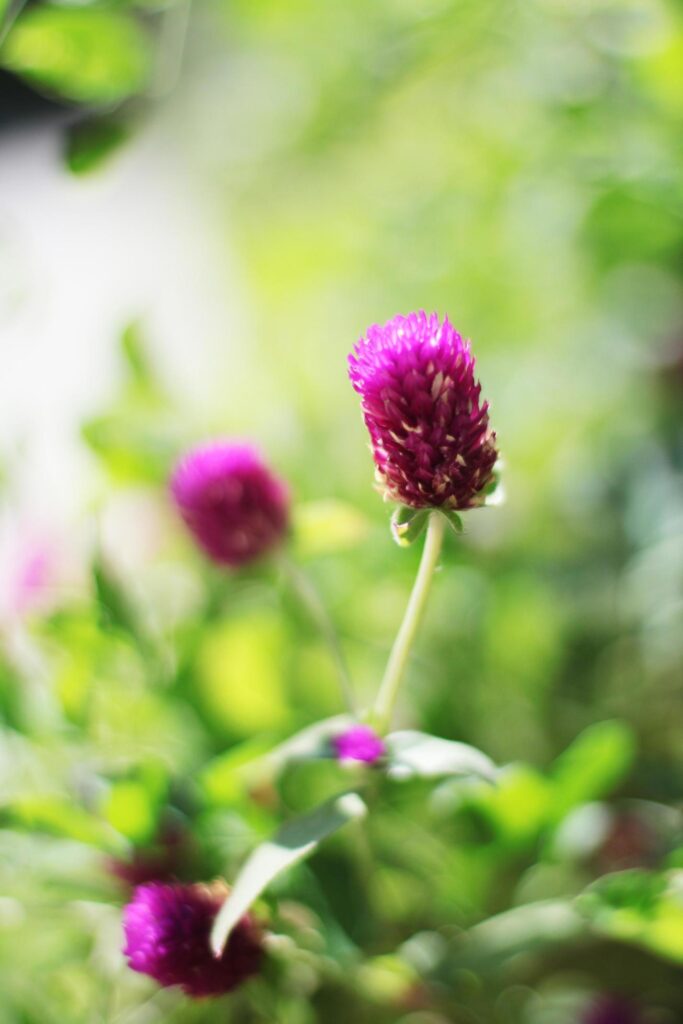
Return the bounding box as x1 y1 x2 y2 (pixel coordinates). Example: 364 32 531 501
280 555 357 715
372 511 445 734
0 0 28 47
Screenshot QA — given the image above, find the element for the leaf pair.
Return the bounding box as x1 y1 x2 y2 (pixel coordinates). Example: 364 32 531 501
209 724 497 954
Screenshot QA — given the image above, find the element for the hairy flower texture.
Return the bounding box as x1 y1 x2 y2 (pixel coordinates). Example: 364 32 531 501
333 724 386 764
583 996 640 1024
123 881 262 998
170 442 289 568
349 312 497 510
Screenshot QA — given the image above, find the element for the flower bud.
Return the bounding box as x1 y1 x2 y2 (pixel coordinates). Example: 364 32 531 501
333 724 386 764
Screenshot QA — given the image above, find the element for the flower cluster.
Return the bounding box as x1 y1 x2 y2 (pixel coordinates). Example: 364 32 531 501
349 312 497 510
170 441 289 568
123 881 262 998
120 311 500 1003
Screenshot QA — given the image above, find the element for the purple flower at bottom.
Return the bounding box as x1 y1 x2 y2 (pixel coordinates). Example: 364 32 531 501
333 724 386 764
349 312 497 510
123 881 262 998
583 995 640 1024
170 441 290 569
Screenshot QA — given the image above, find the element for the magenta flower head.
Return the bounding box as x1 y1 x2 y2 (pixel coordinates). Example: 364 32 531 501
349 312 498 510
333 724 386 764
170 441 290 568
123 881 262 998
583 996 640 1024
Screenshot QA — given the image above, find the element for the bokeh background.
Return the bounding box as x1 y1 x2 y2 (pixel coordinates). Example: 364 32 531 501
1 1 682 1021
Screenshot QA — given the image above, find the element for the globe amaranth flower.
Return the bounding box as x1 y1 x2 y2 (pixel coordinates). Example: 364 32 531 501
123 881 263 998
583 996 640 1024
170 441 290 568
349 312 497 510
333 724 386 764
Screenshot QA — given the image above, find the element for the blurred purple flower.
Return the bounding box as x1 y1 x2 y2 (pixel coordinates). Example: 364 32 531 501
123 881 262 998
349 312 497 510
333 724 386 764
170 441 289 568
583 995 640 1024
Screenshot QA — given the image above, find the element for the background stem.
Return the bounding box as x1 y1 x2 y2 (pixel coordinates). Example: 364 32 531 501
372 511 445 733
280 555 357 715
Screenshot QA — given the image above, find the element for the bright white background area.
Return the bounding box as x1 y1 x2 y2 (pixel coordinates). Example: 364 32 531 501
1 115 244 523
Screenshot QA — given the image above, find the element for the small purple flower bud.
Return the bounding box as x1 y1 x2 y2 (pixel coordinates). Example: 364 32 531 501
170 442 290 568
583 995 640 1024
333 724 386 764
349 312 498 510
122 881 262 998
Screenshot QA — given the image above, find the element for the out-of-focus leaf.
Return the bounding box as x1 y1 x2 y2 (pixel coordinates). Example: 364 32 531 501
65 116 130 175
0 6 151 104
384 730 496 782
451 899 585 971
92 554 149 656
103 767 167 845
579 869 683 964
293 499 369 557
82 409 177 484
196 611 291 737
390 506 429 548
210 791 367 955
475 765 553 848
120 321 154 388
199 737 276 807
550 720 636 821
2 796 124 853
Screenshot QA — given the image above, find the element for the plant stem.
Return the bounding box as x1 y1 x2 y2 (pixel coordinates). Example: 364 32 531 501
372 511 445 733
280 555 357 715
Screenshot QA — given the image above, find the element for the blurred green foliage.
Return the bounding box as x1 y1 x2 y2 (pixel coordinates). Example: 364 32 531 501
2 0 683 1021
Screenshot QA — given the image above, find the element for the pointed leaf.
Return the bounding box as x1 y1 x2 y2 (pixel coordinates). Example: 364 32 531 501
65 116 130 176
391 507 429 547
441 510 464 535
385 730 497 783
210 792 367 955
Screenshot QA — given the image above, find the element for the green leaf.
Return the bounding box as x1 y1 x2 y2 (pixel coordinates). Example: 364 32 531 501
390 506 429 547
199 717 354 807
92 554 146 649
65 116 130 175
120 321 154 388
1 6 151 105
550 720 636 821
210 792 367 955
578 869 683 965
384 730 497 783
3 796 124 853
441 509 464 535
475 765 552 847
